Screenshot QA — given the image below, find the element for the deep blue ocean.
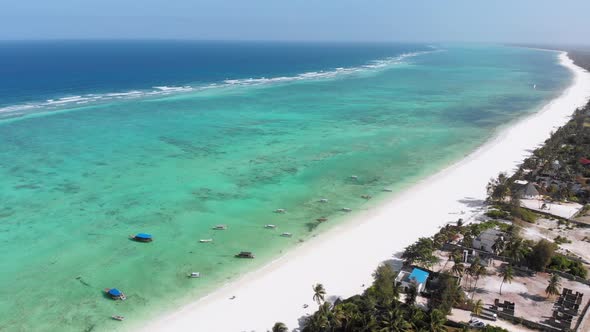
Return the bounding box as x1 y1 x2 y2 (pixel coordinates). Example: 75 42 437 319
0 40 431 110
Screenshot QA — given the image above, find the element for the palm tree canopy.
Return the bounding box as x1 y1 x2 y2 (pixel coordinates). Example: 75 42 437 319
312 283 326 305
545 274 561 298
272 322 288 332
501 265 514 284
472 299 484 316
429 309 447 332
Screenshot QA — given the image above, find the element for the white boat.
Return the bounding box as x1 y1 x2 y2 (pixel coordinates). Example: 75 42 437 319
265 224 277 229
188 272 201 278
213 225 227 230
318 198 328 203
350 175 358 180
274 208 286 213
382 188 393 192
111 315 125 321
281 232 292 237
341 207 352 212
199 239 213 243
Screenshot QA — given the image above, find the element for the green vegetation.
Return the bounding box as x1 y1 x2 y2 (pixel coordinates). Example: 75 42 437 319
401 237 440 268
272 322 289 332
553 235 572 244
527 239 557 271
545 274 561 299
548 254 588 278
485 209 510 220
499 265 514 295
298 265 460 332
509 206 537 223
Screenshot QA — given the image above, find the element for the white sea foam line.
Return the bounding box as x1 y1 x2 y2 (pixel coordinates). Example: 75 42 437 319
137 52 590 332
0 50 433 117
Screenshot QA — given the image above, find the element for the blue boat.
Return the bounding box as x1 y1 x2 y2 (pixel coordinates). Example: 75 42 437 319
104 288 127 300
130 233 153 242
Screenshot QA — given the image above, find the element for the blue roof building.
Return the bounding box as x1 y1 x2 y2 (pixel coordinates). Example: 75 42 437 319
395 267 430 293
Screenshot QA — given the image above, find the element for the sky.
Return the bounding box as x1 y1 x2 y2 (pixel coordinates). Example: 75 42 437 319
1 0 589 44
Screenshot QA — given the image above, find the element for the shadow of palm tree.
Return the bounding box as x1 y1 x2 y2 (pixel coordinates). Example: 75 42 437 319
519 292 547 302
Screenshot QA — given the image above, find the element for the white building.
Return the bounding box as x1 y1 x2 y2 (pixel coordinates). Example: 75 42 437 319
472 228 504 254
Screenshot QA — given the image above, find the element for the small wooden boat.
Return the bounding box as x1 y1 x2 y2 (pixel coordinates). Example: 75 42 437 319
188 272 201 278
281 232 293 237
105 288 127 300
274 208 286 214
213 225 227 230
199 239 213 243
111 315 125 321
341 208 352 212
130 233 153 242
264 224 277 229
235 251 255 259
318 198 328 203
361 194 372 200
316 217 328 222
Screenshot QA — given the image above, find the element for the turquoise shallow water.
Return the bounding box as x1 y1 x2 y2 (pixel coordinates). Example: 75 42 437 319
0 45 571 331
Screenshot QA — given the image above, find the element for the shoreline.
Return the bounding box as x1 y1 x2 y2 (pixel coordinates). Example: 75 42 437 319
139 52 590 332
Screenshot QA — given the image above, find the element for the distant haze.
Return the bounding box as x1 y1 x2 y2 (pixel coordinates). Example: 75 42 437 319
2 0 590 44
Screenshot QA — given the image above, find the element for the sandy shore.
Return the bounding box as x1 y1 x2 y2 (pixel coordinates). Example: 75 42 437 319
140 52 590 332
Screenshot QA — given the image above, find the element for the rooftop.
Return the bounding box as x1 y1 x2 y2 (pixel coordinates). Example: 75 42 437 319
408 268 429 284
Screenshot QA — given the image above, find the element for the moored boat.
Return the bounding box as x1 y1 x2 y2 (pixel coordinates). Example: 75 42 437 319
111 315 125 321
264 224 277 229
341 207 352 212
281 232 292 237
188 272 201 278
130 233 153 242
199 239 213 243
318 198 328 203
105 288 127 300
316 217 328 222
274 208 286 213
235 251 255 259
213 225 227 230
361 194 372 199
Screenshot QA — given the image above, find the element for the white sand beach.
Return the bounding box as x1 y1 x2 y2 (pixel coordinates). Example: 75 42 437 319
141 52 590 332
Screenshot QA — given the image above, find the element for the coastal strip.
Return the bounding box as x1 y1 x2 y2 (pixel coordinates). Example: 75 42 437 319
139 52 590 332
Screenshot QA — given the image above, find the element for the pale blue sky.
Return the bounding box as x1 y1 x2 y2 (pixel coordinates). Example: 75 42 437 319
1 0 589 44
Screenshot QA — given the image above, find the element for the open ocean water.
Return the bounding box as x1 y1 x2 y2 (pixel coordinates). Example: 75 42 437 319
0 41 571 331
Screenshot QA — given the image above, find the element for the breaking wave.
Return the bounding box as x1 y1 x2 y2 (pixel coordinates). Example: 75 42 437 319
0 50 436 120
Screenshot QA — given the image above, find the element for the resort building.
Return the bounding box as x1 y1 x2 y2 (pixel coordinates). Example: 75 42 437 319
517 182 541 199
472 228 504 254
395 267 430 293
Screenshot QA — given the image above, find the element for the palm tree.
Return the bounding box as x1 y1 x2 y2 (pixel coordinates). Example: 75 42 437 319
472 299 484 317
392 282 402 301
406 306 425 331
405 284 418 306
428 309 447 332
451 262 465 280
272 322 288 332
378 303 410 332
545 274 561 299
506 238 526 264
471 265 487 298
499 265 514 295
312 283 326 305
303 312 328 332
